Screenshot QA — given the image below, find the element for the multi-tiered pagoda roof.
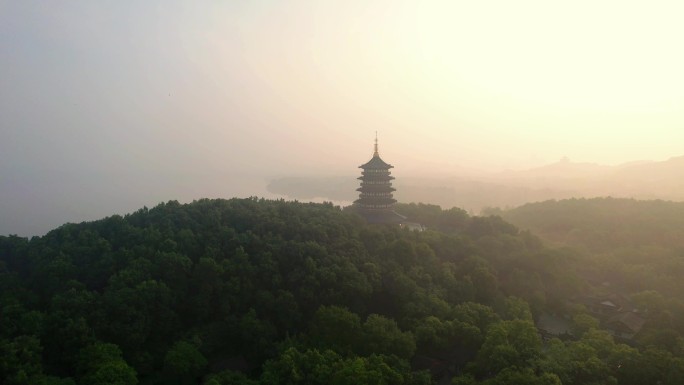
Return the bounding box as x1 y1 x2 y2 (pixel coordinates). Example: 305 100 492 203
353 135 406 224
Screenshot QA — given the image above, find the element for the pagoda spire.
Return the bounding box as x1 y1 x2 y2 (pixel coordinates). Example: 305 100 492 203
353 135 404 223
374 131 379 157
353 135 409 225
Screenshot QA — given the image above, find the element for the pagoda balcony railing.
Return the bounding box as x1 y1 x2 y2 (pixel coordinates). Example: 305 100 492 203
358 179 394 185
354 197 397 205
357 175 395 181
359 192 394 197
356 203 396 209
360 170 391 175
357 195 396 200
357 186 396 193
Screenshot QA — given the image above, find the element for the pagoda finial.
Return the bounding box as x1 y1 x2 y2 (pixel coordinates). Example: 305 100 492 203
374 131 379 156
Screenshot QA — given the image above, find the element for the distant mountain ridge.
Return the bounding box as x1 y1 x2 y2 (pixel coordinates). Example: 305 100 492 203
498 157 613 180
267 155 684 212
496 197 684 252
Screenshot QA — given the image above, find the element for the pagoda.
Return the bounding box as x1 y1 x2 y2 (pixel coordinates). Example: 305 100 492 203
353 134 406 224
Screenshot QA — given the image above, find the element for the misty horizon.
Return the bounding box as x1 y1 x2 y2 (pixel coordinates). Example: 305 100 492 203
6 153 684 237
3 1 684 235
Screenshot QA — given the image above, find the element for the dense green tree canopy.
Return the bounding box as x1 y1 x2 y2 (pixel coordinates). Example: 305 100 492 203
1 198 683 384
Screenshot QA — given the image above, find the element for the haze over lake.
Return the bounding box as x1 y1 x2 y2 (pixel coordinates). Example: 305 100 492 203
3 1 684 235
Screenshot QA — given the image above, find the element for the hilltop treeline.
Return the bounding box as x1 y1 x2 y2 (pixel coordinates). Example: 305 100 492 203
1 198 683 384
498 198 684 300
496 197 684 252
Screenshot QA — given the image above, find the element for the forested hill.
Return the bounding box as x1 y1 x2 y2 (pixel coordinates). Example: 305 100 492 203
2 198 683 385
495 197 684 252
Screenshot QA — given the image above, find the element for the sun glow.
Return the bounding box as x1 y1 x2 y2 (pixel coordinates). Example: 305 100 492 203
389 1 684 108
199 1 684 167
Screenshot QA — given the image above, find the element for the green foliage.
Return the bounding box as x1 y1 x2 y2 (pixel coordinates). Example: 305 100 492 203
572 313 600 336
361 314 416 359
3 197 684 384
205 370 259 385
473 319 542 376
501 198 684 252
501 198 684 314
483 368 562 385
80 361 137 385
501 296 533 322
164 340 207 382
451 373 477 385
76 342 137 385
260 347 420 385
0 335 44 385
308 306 362 353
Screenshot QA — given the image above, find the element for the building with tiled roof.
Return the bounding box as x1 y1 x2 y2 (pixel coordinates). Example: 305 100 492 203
353 134 406 224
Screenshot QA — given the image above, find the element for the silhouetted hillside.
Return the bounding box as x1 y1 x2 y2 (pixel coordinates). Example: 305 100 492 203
267 156 684 212
497 197 684 251
2 198 684 384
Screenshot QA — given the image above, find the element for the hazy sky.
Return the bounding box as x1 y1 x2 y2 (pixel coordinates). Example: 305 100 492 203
3 1 684 235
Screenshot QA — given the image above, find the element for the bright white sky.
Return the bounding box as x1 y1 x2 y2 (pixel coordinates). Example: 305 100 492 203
2 0 684 234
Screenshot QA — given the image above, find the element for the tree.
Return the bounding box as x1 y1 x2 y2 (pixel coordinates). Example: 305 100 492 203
483 368 561 385
572 313 599 336
501 296 533 322
0 335 44 385
473 320 541 376
308 306 362 354
260 347 421 385
564 340 614 385
204 370 258 385
361 314 416 359
76 342 137 385
164 340 207 384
